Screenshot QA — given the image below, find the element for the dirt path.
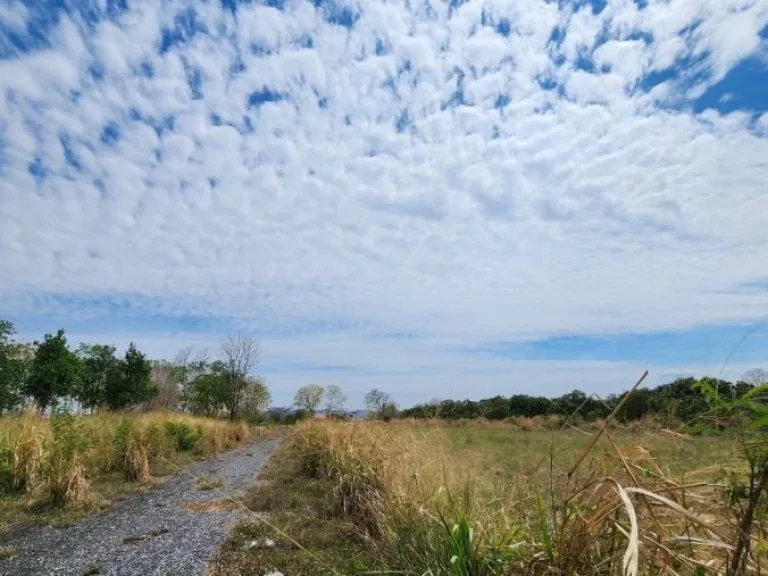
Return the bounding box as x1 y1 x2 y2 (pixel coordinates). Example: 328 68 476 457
1 437 278 576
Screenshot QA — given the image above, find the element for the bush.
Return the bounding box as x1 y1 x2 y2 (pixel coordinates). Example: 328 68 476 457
163 421 202 451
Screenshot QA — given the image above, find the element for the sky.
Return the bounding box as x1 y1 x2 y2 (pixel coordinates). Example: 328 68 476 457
1 0 768 408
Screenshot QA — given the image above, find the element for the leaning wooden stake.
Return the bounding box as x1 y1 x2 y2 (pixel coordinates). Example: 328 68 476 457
567 370 649 479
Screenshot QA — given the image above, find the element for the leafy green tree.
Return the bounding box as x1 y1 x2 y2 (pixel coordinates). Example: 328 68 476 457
508 394 551 417
0 320 30 414
613 388 652 422
76 344 120 411
25 329 81 412
379 401 399 422
184 361 229 416
651 377 712 423
550 390 608 420
172 348 209 412
238 376 272 420
105 343 156 410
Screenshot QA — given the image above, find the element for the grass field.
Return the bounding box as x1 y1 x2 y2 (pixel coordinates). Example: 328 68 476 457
0 411 255 530
215 419 757 575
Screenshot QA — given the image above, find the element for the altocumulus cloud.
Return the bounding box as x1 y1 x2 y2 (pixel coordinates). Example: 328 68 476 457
2 0 768 406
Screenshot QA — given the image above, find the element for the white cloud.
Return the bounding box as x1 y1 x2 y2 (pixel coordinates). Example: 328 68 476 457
0 1 28 32
1 0 768 402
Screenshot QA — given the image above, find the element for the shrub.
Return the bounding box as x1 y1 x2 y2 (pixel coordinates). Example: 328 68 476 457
163 421 201 452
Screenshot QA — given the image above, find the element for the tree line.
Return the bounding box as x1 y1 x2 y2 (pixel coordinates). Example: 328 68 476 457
399 370 768 425
0 319 269 420
7 315 764 426
286 384 398 420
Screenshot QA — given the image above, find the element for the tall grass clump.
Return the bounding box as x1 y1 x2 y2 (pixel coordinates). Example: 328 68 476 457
40 411 92 506
0 411 253 511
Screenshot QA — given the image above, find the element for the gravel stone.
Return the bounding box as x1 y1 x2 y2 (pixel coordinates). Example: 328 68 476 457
1 437 278 576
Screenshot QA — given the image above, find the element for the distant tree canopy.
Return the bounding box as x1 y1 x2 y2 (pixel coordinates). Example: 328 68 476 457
0 319 271 418
105 343 156 411
399 376 759 425
294 384 325 414
1 317 763 428
25 329 81 412
76 343 120 410
365 389 399 421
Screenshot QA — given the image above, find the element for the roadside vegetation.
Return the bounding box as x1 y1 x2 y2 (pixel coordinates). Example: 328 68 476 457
0 318 272 532
0 411 256 526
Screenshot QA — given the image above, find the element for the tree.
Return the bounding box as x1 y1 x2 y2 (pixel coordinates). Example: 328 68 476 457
324 384 346 415
174 348 209 412
220 332 260 420
365 388 392 417
743 368 768 388
25 329 81 412
238 376 272 420
294 384 325 415
0 320 30 414
144 360 181 411
76 344 119 411
423 398 444 418
379 401 399 422
185 361 229 416
105 343 156 410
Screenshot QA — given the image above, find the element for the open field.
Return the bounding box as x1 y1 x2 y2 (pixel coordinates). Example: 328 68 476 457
216 419 759 575
0 412 257 531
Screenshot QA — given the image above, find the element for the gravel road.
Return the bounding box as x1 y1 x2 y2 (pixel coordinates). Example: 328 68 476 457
1 437 278 576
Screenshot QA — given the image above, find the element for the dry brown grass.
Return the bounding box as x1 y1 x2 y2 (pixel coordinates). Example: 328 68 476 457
0 412 256 522
291 418 758 575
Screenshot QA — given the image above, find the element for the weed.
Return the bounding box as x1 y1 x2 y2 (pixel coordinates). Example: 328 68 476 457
163 422 201 452
82 564 102 575
0 545 15 560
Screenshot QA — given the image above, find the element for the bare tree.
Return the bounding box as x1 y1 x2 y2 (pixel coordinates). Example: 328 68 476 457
324 384 346 415
220 331 260 420
743 368 768 388
294 384 325 415
365 388 391 416
144 361 180 411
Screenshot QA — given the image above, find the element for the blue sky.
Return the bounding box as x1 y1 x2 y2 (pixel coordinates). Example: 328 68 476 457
2 0 768 407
